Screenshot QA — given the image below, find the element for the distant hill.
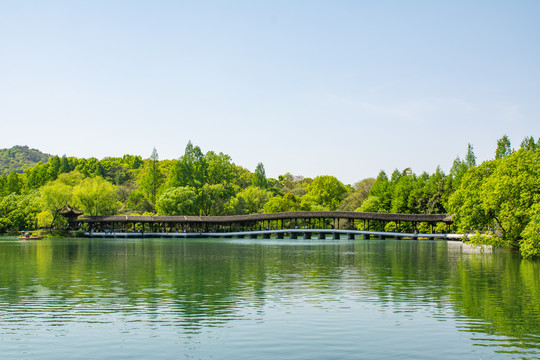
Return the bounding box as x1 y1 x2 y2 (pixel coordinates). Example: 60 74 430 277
0 145 52 176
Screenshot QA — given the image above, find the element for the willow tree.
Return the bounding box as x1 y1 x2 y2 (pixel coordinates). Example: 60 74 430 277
39 172 83 228
74 177 119 216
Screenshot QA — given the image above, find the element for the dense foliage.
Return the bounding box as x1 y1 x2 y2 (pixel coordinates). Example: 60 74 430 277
0 141 358 232
0 145 51 175
358 136 540 258
0 136 539 258
448 144 540 258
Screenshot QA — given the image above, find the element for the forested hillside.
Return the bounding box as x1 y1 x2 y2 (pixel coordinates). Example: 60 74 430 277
0 136 539 258
0 141 371 234
0 145 51 175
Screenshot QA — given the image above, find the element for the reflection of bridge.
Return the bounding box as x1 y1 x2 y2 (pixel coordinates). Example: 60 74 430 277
73 211 456 240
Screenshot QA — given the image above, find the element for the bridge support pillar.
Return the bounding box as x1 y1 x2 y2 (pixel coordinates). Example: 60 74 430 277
348 233 355 240
263 233 271 239
276 232 284 239
333 232 340 240
318 232 326 239
250 233 258 239
303 232 312 239
290 232 297 239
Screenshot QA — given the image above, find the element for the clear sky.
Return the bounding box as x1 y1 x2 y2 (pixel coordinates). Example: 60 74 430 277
1 1 539 184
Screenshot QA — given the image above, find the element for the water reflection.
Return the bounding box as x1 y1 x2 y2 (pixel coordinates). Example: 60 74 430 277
0 238 538 359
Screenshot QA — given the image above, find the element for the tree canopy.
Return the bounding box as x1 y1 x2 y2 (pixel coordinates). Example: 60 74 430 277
0 136 539 258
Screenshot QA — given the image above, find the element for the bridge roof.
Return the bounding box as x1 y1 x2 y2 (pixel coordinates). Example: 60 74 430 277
78 211 452 224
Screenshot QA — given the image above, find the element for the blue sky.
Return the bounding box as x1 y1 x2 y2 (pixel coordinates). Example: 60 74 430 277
1 1 539 184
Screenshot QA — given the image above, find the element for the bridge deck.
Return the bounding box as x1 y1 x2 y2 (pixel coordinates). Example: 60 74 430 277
78 211 452 224
85 228 463 240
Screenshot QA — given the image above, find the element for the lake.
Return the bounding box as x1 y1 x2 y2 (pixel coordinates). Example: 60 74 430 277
0 237 538 359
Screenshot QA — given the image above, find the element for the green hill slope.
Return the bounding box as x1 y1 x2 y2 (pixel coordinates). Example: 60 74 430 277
0 145 52 175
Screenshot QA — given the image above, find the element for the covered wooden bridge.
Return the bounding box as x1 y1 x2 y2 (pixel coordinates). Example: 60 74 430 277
70 211 454 239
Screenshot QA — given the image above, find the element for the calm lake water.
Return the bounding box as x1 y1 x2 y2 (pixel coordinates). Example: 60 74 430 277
0 237 538 359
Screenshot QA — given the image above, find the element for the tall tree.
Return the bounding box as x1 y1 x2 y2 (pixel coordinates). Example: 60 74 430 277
520 136 537 151
47 156 61 181
6 172 22 195
140 147 164 208
59 155 72 174
362 171 391 212
205 151 237 186
168 141 206 189
252 162 268 188
465 143 476 168
495 135 512 160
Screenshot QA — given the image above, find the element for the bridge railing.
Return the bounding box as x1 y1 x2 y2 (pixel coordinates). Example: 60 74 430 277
84 228 462 240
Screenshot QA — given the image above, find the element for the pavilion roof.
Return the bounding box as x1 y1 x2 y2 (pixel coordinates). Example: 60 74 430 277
58 204 83 217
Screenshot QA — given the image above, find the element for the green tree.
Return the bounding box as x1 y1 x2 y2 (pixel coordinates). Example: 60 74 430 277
228 186 272 214
99 157 132 185
39 174 77 228
495 135 512 160
198 183 231 216
448 160 498 235
366 171 392 212
448 144 477 192
234 166 253 189
122 154 144 170
391 171 416 213
520 203 540 258
302 175 347 211
465 143 476 168
449 148 540 257
168 141 207 189
6 172 22 195
156 187 198 216
0 191 40 232
47 155 61 181
426 169 448 214
74 177 119 216
358 196 383 213
59 155 72 174
520 136 536 151
252 162 268 188
339 178 376 211
264 192 303 213
205 151 238 186
24 161 58 191
140 148 165 208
